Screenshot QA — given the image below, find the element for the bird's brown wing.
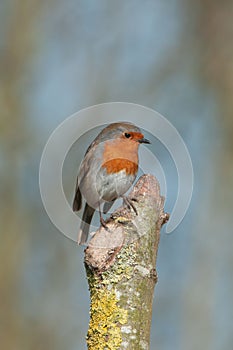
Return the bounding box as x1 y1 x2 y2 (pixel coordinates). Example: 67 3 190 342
72 142 99 212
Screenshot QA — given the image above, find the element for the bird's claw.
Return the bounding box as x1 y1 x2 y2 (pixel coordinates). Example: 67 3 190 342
100 215 109 230
122 196 138 215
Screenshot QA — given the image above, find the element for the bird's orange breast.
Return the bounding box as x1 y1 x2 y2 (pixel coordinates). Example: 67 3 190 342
102 138 139 175
102 158 138 175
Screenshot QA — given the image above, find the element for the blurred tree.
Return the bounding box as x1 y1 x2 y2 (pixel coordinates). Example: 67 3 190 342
182 1 233 349
0 1 57 349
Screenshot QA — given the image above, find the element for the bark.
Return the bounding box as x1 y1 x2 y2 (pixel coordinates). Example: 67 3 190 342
84 174 169 350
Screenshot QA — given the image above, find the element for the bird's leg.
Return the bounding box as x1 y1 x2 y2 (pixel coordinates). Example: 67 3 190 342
98 204 108 229
122 195 138 215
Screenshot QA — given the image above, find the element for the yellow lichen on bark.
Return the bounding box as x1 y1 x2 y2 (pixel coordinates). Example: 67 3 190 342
87 287 128 350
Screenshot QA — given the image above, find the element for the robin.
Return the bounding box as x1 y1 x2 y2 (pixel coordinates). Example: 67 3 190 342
72 122 150 245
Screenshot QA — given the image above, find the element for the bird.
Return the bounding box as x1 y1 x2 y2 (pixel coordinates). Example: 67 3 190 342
72 122 150 245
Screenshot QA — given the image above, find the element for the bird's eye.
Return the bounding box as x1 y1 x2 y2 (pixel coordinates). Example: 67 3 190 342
124 133 131 138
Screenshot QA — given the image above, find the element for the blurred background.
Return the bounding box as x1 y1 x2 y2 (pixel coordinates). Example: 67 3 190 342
1 1 233 349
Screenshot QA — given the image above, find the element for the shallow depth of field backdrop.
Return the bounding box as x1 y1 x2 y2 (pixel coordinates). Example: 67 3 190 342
1 1 233 350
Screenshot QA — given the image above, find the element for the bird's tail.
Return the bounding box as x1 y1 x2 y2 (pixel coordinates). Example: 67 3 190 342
78 203 95 245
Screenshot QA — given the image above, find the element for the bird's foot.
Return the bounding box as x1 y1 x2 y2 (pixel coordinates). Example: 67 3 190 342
122 196 138 215
99 214 109 230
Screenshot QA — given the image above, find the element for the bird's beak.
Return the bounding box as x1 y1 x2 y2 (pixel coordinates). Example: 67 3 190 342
138 137 150 144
